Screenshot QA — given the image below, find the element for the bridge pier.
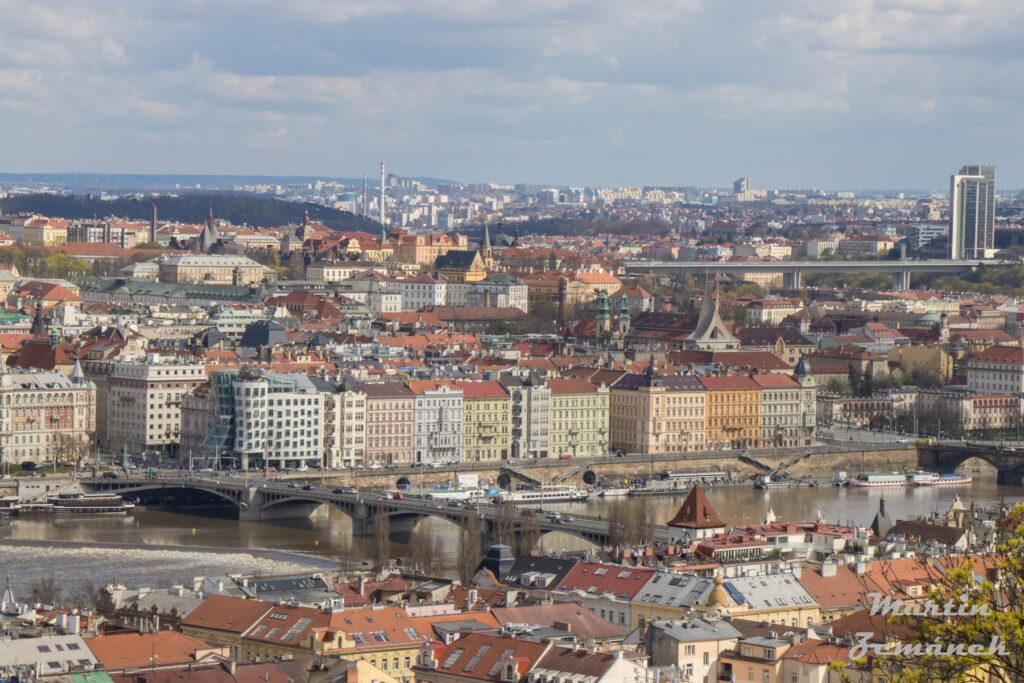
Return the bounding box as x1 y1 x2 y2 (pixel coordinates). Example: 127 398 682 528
891 269 911 291
784 268 801 289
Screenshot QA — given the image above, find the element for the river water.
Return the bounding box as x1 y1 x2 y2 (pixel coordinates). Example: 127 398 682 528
2 477 1020 600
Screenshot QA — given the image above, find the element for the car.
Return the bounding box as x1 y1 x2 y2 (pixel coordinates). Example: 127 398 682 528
395 494 404 500
615 450 627 457
447 500 461 507
428 502 443 509
101 472 118 480
369 464 382 470
332 487 348 494
288 483 300 488
430 462 443 469
546 511 560 519
897 438 909 443
562 515 573 522
302 484 314 491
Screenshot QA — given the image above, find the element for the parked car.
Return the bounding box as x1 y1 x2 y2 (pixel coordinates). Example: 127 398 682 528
302 484 314 491
101 472 118 480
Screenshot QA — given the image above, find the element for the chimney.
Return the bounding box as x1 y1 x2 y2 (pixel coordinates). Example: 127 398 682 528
821 562 837 578
854 561 867 575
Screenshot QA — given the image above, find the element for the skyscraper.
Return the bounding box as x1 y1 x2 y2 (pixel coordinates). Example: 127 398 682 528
949 164 996 259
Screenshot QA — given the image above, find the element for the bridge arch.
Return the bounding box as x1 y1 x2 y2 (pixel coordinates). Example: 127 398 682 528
582 470 597 486
395 477 411 489
86 482 245 510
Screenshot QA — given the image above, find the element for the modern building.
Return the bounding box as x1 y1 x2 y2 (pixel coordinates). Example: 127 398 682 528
949 164 996 259
230 369 325 469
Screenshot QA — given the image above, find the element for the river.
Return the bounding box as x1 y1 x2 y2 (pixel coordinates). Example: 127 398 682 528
1 476 1020 600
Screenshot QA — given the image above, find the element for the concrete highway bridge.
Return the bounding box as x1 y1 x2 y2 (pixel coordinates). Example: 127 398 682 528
624 258 987 290
79 476 682 548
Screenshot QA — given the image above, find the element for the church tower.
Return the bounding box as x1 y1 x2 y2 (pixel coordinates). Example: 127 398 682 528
617 292 631 337
480 224 494 269
595 290 611 336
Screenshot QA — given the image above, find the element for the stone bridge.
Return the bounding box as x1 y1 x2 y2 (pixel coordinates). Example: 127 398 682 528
917 442 1024 485
80 475 681 548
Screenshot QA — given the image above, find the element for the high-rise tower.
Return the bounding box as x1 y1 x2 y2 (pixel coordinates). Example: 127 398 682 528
379 161 386 226
950 164 996 259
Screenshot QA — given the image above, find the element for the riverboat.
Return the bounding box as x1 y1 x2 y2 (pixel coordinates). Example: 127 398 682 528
0 496 20 515
599 488 630 497
46 492 135 514
914 473 972 487
494 486 589 504
847 472 909 487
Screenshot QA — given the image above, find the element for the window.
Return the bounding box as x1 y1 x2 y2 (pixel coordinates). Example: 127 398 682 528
443 648 465 669
684 645 696 656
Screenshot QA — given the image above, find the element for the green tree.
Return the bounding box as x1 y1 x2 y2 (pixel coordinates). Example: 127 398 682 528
41 253 91 278
0 245 26 273
732 307 750 326
862 504 1024 683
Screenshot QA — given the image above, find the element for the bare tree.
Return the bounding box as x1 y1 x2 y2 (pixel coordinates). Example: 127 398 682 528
517 513 541 556
31 574 61 605
494 504 516 547
457 512 483 584
409 523 442 575
372 510 391 572
337 534 356 575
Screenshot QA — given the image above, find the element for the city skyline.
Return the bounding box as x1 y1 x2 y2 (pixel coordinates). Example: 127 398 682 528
1 2 1023 188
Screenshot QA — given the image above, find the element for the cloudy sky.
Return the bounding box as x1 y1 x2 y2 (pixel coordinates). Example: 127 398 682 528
2 0 1023 189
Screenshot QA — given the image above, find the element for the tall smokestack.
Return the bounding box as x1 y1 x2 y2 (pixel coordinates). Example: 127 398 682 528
379 161 386 227
362 173 368 218
150 204 157 244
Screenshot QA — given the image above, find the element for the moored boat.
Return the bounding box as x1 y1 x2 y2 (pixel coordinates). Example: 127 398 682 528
847 472 909 487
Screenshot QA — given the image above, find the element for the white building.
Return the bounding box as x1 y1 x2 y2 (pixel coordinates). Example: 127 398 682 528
410 382 463 464
393 274 448 312
501 371 551 459
333 378 367 468
966 346 1024 394
465 273 529 312
107 357 206 457
753 372 816 449
232 371 324 469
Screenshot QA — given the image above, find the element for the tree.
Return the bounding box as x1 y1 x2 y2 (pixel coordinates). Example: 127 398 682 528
409 524 442 575
31 574 61 605
372 511 391 572
494 504 516 547
849 366 864 396
855 504 1024 683
286 252 305 280
732 307 750 326
40 253 91 278
337 534 356 575
826 378 850 395
457 512 483 585
517 513 541 556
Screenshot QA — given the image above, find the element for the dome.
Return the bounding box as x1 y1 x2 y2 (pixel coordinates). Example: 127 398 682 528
915 310 941 325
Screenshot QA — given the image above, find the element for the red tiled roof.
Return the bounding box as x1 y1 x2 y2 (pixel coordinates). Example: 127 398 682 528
180 595 271 634
555 562 654 599
667 485 725 529
546 378 601 394
86 631 221 671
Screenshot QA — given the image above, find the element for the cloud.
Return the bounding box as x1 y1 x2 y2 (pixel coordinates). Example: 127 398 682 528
0 0 1022 186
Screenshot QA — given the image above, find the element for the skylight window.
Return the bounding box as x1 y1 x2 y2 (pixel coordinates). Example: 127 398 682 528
443 648 465 669
464 644 491 671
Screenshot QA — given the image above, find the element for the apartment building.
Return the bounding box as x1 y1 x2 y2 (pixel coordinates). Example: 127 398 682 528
546 379 610 459
645 616 743 683
393 274 449 312
364 382 415 466
610 371 706 454
106 357 206 457
458 381 511 462
408 380 464 464
700 376 761 450
156 254 276 286
333 378 367 468
0 361 96 465
500 372 551 460
752 374 816 448
966 345 1024 394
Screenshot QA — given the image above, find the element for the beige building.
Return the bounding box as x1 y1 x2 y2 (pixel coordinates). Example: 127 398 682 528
546 378 609 459
330 378 367 468
105 357 206 456
609 371 706 454
363 382 414 466
645 616 743 683
752 373 816 448
457 380 510 462
0 361 96 466
156 254 277 285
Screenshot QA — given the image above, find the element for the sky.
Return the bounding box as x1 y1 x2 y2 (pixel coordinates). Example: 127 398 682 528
2 0 1024 190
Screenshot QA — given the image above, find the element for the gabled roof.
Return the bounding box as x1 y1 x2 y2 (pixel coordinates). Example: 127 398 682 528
427 632 549 681
86 631 222 671
667 485 725 529
555 562 655 600
491 604 627 640
180 595 271 634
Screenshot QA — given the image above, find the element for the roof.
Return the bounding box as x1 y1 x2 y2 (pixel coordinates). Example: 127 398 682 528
698 375 761 391
613 373 705 392
500 555 578 588
648 616 743 643
533 646 622 679
243 602 328 648
796 564 871 609
555 562 656 600
546 378 602 394
180 594 271 634
456 380 509 399
738 327 812 347
85 631 220 671
326 605 429 650
970 345 1024 364
751 374 799 388
427 632 549 681
491 604 627 640
667 485 725 529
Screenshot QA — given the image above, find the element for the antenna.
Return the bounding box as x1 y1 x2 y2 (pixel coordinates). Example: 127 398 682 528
362 173 368 218
379 161 386 226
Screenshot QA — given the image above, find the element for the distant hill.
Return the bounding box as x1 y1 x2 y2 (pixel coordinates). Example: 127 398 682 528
472 217 675 238
0 193 380 232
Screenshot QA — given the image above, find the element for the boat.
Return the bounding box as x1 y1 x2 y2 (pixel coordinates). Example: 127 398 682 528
599 488 630 497
13 503 55 516
906 471 939 485
754 476 790 489
914 473 972 487
0 496 20 515
494 486 589 504
847 472 909 487
46 492 135 514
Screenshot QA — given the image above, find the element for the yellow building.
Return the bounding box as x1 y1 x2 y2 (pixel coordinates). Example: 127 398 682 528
23 218 69 246
156 254 277 285
547 378 610 459
434 250 487 283
457 380 510 461
888 345 954 383
699 375 761 449
391 230 468 265
609 370 706 453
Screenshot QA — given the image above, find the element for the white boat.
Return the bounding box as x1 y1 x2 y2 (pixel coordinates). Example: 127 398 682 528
848 472 909 487
906 471 939 485
494 486 589 504
916 473 972 486
599 488 630 497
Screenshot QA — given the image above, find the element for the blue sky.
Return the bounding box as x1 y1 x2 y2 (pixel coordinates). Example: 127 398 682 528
2 0 1023 189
